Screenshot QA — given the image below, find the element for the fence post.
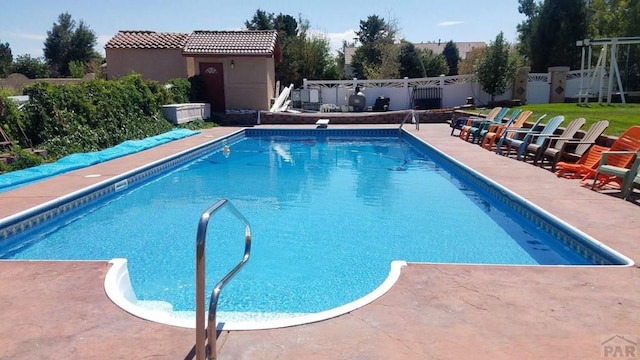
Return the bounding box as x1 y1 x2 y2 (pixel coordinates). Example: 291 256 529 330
512 66 531 105
404 77 410 109
548 66 570 103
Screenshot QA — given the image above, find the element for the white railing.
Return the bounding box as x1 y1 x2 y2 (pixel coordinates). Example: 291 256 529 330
300 70 603 109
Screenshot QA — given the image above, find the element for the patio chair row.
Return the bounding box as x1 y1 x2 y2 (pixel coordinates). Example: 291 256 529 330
451 110 640 200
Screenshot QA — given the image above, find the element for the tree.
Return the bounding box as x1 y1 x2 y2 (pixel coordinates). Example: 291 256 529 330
11 55 49 79
442 41 460 76
516 0 539 61
587 0 640 90
475 32 517 102
355 15 390 45
0 41 12 78
398 41 425 78
350 15 398 79
43 12 99 77
517 0 587 72
459 47 487 74
244 10 338 87
244 9 274 31
420 49 449 77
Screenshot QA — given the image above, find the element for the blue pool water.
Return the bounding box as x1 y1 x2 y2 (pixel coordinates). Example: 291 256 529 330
0 130 616 316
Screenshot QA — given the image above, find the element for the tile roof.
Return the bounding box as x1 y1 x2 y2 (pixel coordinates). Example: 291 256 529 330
182 30 278 56
105 31 189 49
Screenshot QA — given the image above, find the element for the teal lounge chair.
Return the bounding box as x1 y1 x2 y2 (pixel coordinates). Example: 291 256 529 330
467 107 511 143
504 115 565 160
495 114 548 156
476 109 522 145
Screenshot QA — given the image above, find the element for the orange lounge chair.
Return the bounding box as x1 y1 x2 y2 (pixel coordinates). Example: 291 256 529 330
555 144 610 180
459 107 503 141
480 110 534 151
556 126 640 183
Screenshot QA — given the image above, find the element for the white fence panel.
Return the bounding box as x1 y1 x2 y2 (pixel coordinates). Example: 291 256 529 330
301 70 594 109
566 70 607 98
526 73 550 104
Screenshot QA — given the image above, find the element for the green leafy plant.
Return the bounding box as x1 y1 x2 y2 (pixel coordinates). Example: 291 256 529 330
165 78 191 104
20 73 172 159
68 60 85 78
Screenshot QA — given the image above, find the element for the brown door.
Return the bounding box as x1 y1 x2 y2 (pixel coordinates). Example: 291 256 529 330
199 62 225 112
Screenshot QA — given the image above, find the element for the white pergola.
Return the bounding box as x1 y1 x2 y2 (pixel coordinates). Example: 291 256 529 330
576 36 640 105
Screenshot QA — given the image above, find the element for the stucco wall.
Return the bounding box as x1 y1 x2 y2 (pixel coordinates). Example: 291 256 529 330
106 48 188 83
193 56 275 111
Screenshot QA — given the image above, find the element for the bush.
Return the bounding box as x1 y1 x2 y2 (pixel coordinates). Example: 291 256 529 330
21 74 172 158
7 145 44 170
0 96 29 148
166 78 191 104
188 75 205 102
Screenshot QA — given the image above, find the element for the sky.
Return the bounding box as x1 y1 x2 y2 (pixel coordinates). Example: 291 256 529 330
1 0 526 58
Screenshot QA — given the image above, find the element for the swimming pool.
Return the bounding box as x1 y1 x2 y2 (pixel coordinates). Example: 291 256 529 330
0 128 631 329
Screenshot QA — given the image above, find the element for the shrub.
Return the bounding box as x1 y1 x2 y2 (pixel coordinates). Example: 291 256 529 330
165 78 191 104
188 75 205 102
0 96 29 148
7 145 43 170
21 74 172 158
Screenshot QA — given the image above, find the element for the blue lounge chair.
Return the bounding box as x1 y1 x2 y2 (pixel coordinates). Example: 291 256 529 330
495 114 548 156
503 115 565 160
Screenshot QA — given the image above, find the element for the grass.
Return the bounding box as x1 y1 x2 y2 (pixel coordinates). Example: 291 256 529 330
517 103 640 136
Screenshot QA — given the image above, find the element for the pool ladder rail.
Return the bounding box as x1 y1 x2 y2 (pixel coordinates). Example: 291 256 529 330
195 199 252 360
398 110 419 134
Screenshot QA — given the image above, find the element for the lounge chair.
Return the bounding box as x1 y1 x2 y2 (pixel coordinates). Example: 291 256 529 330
623 163 640 200
556 126 640 183
523 118 586 165
0 126 16 150
480 110 533 151
450 109 488 136
465 107 512 144
591 151 640 198
0 125 47 159
588 126 640 189
501 115 565 160
458 107 505 141
539 120 609 171
494 113 547 155
555 144 610 180
475 109 522 145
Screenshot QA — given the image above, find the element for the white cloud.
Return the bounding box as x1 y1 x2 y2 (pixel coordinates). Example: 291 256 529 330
438 21 464 27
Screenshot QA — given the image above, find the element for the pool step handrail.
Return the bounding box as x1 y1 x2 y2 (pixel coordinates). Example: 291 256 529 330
195 199 252 360
398 110 419 135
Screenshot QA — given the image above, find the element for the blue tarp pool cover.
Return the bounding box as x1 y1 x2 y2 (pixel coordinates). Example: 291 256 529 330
0 128 200 193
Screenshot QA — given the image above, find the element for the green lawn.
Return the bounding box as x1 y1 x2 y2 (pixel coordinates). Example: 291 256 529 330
516 103 640 136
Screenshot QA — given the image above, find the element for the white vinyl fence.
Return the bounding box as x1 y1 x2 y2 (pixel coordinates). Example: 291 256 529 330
300 70 601 110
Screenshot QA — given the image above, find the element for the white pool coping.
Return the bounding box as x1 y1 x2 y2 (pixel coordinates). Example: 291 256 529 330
105 258 408 330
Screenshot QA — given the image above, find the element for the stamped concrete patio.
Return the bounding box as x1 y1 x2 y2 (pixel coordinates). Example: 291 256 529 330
1 123 639 360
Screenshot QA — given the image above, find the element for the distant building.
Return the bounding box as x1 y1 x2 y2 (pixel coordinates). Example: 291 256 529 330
105 30 281 112
343 41 486 77
413 41 486 61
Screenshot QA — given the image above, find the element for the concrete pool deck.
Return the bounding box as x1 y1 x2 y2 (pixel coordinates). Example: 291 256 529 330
1 124 639 359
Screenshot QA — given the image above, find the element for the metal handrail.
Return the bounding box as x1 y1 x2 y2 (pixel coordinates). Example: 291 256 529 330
196 199 252 360
398 110 419 135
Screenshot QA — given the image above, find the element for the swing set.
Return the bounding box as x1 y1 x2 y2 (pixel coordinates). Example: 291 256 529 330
576 36 640 106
